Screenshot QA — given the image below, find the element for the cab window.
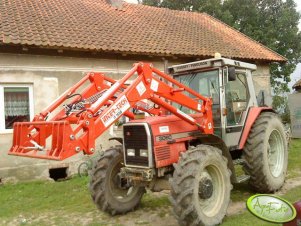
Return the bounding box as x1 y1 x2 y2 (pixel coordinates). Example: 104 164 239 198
225 73 249 126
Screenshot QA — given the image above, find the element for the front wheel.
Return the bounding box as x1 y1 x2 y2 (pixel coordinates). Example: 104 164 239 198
170 145 232 226
89 146 145 215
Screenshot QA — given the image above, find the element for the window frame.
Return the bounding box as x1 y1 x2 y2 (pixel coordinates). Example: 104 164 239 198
173 69 220 112
0 84 34 133
224 72 250 126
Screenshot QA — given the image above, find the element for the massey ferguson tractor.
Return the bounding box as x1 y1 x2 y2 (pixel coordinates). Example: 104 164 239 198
8 56 288 226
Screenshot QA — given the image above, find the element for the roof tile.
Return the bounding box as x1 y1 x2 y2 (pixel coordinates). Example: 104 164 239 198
0 0 286 62
293 79 301 89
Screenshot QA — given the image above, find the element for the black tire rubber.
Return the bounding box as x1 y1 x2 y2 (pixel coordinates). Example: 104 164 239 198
170 145 232 226
78 162 90 177
242 112 288 193
89 146 145 215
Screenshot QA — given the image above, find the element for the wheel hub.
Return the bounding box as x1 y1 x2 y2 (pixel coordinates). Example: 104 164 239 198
198 178 213 199
115 173 130 190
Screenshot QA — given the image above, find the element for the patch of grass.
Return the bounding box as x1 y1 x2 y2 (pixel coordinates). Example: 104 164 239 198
141 193 170 210
158 211 167 218
230 182 256 202
287 138 301 178
0 176 94 218
0 177 171 225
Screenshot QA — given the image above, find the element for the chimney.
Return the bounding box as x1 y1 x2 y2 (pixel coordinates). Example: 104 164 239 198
106 0 123 10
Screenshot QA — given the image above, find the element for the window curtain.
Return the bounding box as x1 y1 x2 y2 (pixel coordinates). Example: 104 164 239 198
4 87 29 117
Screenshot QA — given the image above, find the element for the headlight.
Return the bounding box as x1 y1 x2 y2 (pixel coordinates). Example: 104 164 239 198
127 149 135 156
139 149 148 157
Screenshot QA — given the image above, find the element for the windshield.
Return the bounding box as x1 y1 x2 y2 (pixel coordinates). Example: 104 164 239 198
174 70 220 113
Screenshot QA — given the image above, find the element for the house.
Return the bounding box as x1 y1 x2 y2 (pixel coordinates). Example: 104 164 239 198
0 0 286 181
289 79 301 138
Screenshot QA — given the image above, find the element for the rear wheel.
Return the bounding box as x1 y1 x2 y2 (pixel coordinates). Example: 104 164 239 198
170 145 231 226
243 112 288 192
90 146 145 215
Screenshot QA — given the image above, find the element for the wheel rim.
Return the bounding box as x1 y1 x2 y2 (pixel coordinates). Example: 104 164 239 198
268 129 285 177
198 164 225 217
79 163 89 176
108 159 138 202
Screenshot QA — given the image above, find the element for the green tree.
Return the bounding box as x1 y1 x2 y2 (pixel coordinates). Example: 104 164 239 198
142 0 228 19
222 0 301 92
223 0 301 117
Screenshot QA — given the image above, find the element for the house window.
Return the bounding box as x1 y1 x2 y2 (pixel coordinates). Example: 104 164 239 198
0 85 34 133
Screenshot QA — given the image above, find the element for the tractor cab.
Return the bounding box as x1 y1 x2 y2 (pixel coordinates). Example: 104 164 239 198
169 57 258 149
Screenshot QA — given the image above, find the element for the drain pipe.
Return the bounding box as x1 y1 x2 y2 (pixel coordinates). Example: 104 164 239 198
162 58 171 114
162 57 169 74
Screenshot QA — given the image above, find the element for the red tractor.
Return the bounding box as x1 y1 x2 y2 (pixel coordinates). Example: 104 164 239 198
9 57 288 226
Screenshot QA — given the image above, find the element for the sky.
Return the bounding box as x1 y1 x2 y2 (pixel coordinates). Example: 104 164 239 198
124 0 301 90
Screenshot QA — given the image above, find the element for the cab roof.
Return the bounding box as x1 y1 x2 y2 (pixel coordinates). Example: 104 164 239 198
168 57 257 75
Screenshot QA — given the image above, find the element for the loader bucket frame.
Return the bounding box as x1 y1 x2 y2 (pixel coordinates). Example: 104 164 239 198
9 63 213 160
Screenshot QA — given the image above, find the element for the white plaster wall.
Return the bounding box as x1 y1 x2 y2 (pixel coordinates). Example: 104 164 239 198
252 64 271 94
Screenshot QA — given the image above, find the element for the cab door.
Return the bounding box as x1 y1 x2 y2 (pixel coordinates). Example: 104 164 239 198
222 69 250 148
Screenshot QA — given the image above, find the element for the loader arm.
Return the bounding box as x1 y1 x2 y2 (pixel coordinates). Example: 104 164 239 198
9 62 213 160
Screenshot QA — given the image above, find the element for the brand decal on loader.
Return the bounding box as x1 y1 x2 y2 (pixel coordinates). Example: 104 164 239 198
247 194 296 223
136 81 146 96
101 95 130 127
150 79 159 92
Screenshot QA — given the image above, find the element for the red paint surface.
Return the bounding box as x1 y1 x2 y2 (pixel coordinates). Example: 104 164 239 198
238 107 273 149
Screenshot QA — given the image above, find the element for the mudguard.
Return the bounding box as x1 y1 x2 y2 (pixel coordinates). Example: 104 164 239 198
238 107 274 150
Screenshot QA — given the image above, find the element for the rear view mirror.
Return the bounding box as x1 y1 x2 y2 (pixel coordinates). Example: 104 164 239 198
228 67 236 82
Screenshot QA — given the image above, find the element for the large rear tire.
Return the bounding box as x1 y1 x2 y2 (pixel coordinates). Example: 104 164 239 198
242 112 288 193
90 146 145 215
170 145 232 226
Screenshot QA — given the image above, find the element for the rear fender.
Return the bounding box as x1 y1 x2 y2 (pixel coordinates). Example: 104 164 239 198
238 107 274 150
